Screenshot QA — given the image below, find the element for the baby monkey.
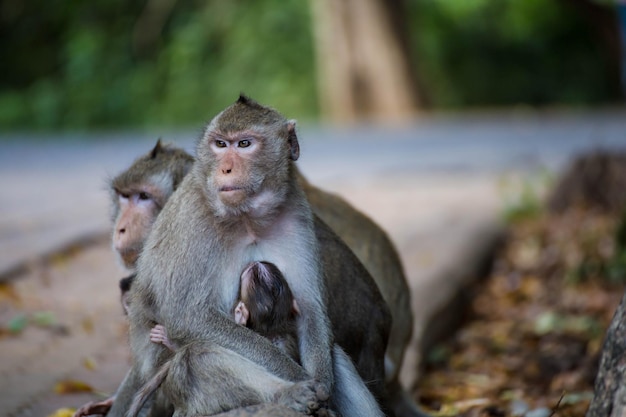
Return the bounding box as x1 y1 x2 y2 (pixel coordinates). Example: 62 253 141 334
151 261 300 360
234 261 301 363
141 261 383 417
150 261 300 361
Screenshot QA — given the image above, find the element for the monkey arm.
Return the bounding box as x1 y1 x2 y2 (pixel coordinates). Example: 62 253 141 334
172 307 311 382
296 297 334 392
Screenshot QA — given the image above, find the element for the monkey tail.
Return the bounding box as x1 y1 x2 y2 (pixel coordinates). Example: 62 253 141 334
332 346 385 417
125 361 170 417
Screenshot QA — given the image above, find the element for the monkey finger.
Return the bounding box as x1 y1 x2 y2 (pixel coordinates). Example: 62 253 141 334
314 407 338 417
307 400 320 412
274 380 325 415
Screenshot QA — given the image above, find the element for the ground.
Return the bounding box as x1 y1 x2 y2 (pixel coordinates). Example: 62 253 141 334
417 208 626 417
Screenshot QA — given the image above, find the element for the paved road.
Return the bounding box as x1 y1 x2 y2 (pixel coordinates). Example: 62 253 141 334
1 109 625 278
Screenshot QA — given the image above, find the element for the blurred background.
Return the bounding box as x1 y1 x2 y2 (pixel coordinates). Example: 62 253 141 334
1 0 625 129
3 1 626 416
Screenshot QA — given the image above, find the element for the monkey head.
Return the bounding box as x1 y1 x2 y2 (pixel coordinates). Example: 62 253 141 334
195 95 300 216
110 139 194 269
236 261 299 335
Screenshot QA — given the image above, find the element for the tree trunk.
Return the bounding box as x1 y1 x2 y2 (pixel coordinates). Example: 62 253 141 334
559 0 624 101
587 290 626 417
309 0 426 123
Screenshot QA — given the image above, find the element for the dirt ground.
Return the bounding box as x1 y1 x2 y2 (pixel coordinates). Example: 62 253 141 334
0 242 130 417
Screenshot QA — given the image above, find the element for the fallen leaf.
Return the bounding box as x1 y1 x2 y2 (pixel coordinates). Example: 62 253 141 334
54 379 94 394
32 311 57 327
81 317 94 334
47 408 76 417
7 313 28 334
0 283 20 304
83 357 98 371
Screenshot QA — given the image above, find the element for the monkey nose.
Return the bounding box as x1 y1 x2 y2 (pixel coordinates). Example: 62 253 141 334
222 168 232 174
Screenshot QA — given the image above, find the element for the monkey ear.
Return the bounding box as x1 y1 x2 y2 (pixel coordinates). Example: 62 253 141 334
150 139 164 159
292 299 300 316
287 120 300 161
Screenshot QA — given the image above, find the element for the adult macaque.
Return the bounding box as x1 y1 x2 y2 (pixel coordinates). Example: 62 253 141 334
109 133 409 390
299 175 413 385
74 141 392 417
106 138 411 395
107 96 338 417
73 141 194 417
81 98 422 416
300 177 420 416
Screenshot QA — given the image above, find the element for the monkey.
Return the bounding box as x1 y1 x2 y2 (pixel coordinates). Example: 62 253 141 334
298 174 412 381
107 139 409 391
72 141 195 417
110 139 194 311
234 261 301 362
111 139 194 271
78 114 422 415
110 138 407 389
126 261 383 417
298 175 421 417
73 140 393 416
106 95 339 417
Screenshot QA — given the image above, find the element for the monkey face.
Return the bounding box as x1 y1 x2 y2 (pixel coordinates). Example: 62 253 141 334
197 96 300 215
207 133 263 208
112 185 163 269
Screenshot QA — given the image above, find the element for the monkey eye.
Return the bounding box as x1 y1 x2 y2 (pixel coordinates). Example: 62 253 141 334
118 191 130 200
215 140 227 148
138 192 151 201
238 139 251 148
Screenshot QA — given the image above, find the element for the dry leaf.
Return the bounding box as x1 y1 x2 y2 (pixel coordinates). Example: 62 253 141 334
47 408 76 417
83 357 98 371
54 379 94 394
7 314 28 334
0 283 20 305
81 317 94 334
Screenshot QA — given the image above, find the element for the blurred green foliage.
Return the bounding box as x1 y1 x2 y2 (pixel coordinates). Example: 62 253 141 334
0 0 317 129
407 0 616 108
499 171 553 223
0 0 618 129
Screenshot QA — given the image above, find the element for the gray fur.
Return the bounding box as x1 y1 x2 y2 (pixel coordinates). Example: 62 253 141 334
107 97 333 417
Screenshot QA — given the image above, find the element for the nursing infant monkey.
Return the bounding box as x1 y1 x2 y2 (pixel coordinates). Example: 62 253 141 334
125 261 382 417
74 96 424 417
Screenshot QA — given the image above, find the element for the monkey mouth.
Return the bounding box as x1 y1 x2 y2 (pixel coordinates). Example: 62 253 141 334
219 186 243 192
118 248 140 268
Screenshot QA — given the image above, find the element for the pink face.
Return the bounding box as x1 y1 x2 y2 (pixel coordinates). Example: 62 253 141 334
208 131 262 208
112 185 163 269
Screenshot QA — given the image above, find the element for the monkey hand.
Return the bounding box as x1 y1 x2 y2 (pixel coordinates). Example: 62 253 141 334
72 396 114 417
273 379 330 415
149 324 177 351
234 301 249 326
